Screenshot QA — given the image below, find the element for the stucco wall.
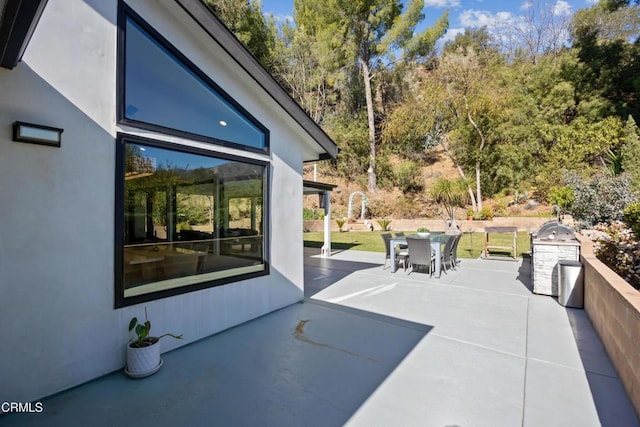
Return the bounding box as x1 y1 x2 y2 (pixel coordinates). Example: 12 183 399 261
578 235 640 418
0 0 308 403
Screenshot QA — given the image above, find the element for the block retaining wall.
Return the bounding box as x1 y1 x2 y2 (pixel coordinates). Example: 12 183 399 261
303 217 554 233
577 234 640 418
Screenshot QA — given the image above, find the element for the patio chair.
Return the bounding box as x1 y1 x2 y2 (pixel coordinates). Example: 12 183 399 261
406 236 435 276
441 235 456 272
451 233 462 268
381 233 408 270
394 232 409 250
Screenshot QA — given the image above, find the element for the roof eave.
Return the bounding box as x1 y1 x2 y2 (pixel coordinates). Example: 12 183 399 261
0 0 48 69
173 0 338 160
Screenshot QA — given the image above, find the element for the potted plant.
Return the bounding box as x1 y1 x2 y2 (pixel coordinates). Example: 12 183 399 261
336 217 346 232
417 227 430 237
467 208 474 220
125 308 182 378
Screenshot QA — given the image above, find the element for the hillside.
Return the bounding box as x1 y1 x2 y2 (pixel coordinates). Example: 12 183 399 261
303 149 552 221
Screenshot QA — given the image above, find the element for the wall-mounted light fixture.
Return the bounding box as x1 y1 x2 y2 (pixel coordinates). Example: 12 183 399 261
12 121 63 147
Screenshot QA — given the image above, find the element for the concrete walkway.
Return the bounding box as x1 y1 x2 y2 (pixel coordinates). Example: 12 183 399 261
2 248 638 426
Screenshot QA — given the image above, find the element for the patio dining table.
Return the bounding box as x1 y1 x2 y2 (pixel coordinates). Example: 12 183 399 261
390 234 451 278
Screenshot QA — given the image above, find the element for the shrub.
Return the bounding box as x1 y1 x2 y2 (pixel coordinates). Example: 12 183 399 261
584 222 640 290
564 172 638 229
366 198 393 219
474 206 494 220
303 208 324 220
623 202 640 239
336 217 346 231
177 221 191 231
547 185 574 213
394 160 424 193
377 218 392 231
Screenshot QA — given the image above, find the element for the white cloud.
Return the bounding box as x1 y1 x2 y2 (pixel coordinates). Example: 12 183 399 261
459 9 516 28
264 12 294 24
586 0 598 4
434 27 464 53
441 27 465 44
424 0 461 7
553 1 572 16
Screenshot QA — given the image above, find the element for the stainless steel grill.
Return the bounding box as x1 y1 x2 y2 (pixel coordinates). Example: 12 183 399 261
533 221 577 241
531 221 580 296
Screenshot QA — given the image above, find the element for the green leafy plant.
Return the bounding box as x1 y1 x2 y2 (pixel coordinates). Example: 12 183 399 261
474 207 494 220
176 221 192 232
417 227 430 233
466 208 474 218
584 222 640 290
483 207 495 220
303 208 324 220
547 186 574 213
565 172 638 228
377 218 392 231
129 308 183 348
430 178 469 227
623 202 640 239
336 217 346 232
394 160 424 193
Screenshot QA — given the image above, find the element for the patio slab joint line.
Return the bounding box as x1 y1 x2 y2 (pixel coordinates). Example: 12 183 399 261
521 297 530 427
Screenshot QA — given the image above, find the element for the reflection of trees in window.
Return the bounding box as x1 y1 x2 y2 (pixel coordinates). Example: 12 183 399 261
119 139 268 304
125 144 155 176
124 143 265 243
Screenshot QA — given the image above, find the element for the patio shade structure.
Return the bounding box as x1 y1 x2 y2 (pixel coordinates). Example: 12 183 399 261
303 180 337 257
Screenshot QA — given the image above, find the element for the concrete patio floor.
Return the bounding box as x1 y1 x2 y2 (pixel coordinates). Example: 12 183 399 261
2 248 638 426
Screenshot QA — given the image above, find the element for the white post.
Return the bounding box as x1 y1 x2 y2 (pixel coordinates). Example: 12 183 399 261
321 192 331 257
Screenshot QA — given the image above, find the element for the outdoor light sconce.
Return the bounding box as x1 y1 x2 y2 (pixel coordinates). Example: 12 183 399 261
12 121 63 147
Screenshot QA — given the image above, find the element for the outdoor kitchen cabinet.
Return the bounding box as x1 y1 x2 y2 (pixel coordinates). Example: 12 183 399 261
531 240 580 296
530 222 580 296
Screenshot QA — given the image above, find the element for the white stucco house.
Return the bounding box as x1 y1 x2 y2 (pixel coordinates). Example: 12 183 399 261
0 0 337 403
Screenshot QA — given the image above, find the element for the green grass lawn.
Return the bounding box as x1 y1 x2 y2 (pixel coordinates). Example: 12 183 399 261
303 231 532 259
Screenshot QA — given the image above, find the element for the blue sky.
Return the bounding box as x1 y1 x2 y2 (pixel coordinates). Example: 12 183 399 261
261 0 600 46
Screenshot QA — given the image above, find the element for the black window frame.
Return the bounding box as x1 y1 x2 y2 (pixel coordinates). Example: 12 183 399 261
116 2 270 155
114 132 271 308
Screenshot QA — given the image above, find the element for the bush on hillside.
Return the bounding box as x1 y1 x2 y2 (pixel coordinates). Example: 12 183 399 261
583 222 640 290
564 172 638 228
623 202 640 239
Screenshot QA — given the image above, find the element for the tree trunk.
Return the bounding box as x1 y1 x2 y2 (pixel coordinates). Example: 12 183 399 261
464 96 485 211
362 60 377 193
440 137 477 211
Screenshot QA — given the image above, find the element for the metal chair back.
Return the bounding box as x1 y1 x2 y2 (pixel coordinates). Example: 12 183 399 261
406 236 433 275
451 233 462 267
442 235 456 271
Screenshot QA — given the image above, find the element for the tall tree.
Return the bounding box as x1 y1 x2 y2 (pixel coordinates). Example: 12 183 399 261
488 0 572 62
570 0 640 121
270 21 337 123
622 115 640 191
295 0 448 193
204 0 276 70
438 45 507 212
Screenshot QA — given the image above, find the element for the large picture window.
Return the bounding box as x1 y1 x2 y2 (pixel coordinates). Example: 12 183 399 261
119 6 268 152
115 135 268 306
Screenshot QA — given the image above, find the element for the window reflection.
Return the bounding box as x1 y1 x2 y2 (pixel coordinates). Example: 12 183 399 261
122 143 266 297
124 16 266 149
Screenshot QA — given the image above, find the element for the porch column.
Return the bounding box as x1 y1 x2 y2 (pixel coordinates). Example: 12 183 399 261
321 191 331 257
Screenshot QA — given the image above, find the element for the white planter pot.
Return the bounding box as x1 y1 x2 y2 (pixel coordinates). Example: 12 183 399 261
125 338 162 378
